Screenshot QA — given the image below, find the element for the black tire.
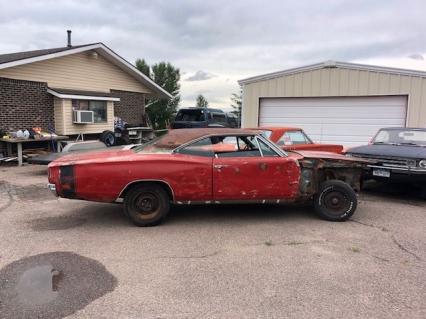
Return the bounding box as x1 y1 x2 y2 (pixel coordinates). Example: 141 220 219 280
116 135 131 145
124 184 170 227
314 180 357 221
100 130 116 146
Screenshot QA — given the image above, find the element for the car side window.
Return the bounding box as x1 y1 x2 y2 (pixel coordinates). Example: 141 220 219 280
214 135 263 158
176 137 214 157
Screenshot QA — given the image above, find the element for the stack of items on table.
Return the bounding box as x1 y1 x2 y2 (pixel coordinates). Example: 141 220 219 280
0 127 58 163
0 127 58 140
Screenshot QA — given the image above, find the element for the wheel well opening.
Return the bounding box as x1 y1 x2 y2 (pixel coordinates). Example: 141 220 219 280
120 181 174 201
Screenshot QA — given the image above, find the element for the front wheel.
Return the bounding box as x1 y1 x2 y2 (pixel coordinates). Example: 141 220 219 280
124 184 170 226
314 180 357 221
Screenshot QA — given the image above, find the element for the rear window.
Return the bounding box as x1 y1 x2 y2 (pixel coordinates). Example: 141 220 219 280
133 130 209 153
175 110 205 121
260 130 273 139
211 113 226 124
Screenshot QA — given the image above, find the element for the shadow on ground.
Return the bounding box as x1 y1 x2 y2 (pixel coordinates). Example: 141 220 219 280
362 180 425 205
36 201 317 229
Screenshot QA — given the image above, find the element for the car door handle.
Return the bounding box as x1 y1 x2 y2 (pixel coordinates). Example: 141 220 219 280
214 164 229 169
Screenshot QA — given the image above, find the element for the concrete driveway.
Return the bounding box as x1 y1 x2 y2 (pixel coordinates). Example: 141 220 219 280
0 165 425 318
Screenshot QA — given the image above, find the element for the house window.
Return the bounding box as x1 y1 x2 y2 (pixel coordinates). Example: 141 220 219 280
72 100 107 123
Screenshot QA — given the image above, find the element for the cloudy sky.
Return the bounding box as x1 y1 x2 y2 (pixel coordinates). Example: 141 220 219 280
1 0 426 109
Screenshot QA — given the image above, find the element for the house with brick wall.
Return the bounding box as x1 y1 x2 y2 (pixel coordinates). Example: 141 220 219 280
0 37 171 148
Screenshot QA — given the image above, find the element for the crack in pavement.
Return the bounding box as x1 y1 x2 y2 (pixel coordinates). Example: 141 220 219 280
0 190 14 212
371 254 390 263
155 240 326 260
350 219 389 232
351 219 422 262
391 235 422 261
253 239 327 247
157 251 221 259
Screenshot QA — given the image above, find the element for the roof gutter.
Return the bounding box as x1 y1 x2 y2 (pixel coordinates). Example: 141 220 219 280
47 88 120 101
238 60 426 85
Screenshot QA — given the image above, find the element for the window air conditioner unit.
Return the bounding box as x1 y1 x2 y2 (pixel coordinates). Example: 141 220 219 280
73 110 94 124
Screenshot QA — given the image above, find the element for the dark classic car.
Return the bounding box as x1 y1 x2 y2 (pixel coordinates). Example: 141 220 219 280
346 127 426 189
48 129 368 226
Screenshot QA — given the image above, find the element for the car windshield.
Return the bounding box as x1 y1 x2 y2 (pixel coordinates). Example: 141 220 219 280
373 128 426 147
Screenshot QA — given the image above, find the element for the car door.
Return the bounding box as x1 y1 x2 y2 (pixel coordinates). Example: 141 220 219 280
212 135 299 201
172 137 215 201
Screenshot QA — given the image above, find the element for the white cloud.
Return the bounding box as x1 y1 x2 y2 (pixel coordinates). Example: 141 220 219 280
185 70 217 81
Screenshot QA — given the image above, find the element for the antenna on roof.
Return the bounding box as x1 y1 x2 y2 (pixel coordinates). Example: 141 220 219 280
67 30 72 47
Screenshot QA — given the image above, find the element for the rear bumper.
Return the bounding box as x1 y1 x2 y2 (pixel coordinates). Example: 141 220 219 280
47 183 58 196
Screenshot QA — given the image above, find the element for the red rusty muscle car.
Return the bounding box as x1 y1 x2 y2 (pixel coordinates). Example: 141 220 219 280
254 127 344 154
48 128 367 226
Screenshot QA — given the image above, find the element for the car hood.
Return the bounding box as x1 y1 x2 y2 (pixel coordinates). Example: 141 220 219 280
48 149 136 167
346 144 426 159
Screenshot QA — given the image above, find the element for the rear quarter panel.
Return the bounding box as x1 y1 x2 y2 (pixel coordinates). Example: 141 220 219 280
72 153 213 202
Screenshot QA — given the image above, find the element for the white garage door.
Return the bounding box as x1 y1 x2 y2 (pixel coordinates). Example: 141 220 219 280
259 96 407 147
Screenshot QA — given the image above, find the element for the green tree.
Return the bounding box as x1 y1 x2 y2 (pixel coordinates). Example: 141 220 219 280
135 60 180 129
230 87 242 127
196 94 209 108
135 58 151 78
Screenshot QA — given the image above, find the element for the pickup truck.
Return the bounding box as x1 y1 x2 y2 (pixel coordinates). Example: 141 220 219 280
171 108 237 129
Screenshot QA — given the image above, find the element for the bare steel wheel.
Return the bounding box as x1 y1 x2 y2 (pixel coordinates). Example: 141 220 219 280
124 184 170 226
314 180 357 221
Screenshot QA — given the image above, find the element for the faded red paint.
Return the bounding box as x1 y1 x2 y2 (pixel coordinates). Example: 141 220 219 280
213 157 300 200
48 149 301 203
254 127 344 154
48 128 366 204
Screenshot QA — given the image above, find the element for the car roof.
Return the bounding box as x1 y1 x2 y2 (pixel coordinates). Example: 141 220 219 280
177 107 224 113
156 128 260 148
252 126 303 131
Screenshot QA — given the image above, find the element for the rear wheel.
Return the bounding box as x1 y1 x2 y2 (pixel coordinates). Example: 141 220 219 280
314 180 357 221
124 184 170 226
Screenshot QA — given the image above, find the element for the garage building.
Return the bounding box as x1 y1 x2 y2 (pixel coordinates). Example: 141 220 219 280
239 61 426 146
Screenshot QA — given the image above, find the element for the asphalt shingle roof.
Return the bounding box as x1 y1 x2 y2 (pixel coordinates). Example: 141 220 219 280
0 43 98 65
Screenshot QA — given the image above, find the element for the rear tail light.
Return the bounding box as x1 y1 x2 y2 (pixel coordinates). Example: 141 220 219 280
59 165 76 198
48 167 59 183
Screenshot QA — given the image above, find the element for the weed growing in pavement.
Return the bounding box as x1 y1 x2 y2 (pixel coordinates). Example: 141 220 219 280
349 246 361 253
264 240 273 246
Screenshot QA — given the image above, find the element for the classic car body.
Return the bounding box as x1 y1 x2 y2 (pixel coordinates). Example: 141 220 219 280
346 127 426 186
48 128 367 226
254 127 344 153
